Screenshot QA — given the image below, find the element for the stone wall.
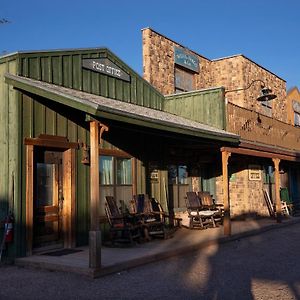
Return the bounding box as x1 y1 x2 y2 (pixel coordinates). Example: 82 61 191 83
142 28 213 95
215 160 270 218
142 28 287 121
212 56 287 122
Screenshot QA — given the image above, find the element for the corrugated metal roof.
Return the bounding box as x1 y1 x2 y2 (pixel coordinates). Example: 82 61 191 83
5 73 239 143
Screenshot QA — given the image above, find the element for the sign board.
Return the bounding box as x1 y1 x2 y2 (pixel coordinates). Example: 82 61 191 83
82 58 131 82
248 165 261 181
174 46 199 73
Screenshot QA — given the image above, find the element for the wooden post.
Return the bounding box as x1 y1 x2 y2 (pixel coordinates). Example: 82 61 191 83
132 158 137 196
222 151 231 236
89 121 108 269
25 145 34 256
272 158 282 223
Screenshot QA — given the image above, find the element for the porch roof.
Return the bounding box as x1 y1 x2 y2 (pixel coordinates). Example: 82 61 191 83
5 73 239 143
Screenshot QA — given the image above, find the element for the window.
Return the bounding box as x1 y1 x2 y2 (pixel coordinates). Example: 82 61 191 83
174 67 195 93
263 165 274 184
168 165 188 184
116 158 132 185
100 156 113 185
261 100 272 117
294 111 300 127
100 155 132 185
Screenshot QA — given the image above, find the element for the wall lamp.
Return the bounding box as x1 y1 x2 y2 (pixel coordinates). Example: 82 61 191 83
78 141 90 165
225 79 277 102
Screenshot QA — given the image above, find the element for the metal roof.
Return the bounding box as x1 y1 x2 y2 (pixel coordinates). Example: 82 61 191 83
5 73 239 143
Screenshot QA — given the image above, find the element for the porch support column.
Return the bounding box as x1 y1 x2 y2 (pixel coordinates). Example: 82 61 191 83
272 158 282 223
89 120 108 268
222 150 231 236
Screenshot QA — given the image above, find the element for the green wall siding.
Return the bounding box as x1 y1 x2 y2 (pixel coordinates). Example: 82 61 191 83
164 88 226 130
0 57 21 258
18 49 164 110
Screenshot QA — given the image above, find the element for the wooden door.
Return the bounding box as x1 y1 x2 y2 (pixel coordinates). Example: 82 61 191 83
33 150 64 249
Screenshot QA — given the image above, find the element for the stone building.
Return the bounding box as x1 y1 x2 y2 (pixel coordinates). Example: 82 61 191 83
142 27 300 220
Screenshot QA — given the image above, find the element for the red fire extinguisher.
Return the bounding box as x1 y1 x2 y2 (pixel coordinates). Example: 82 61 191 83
4 214 14 243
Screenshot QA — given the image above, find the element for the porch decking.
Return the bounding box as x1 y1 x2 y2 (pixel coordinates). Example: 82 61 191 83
15 217 300 278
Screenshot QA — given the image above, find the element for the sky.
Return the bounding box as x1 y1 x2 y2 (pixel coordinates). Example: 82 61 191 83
1 0 300 89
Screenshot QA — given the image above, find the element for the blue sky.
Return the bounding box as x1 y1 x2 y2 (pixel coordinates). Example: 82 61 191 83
1 0 300 89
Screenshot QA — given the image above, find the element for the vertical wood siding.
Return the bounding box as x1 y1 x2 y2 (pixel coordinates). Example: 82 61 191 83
164 88 226 130
19 49 164 110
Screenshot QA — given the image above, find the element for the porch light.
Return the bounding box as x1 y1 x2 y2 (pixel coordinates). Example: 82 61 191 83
80 142 90 165
225 79 277 102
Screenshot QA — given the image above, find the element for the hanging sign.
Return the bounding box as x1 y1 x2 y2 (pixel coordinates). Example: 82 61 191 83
82 58 131 82
174 46 199 73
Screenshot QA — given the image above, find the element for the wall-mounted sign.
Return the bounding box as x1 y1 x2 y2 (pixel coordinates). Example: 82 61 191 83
174 46 199 73
150 169 159 182
82 58 131 82
248 165 261 181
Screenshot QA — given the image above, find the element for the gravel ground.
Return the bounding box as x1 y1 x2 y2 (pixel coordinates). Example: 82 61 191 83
1 223 300 300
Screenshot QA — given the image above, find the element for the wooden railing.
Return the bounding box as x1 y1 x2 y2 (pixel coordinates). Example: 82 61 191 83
227 102 300 151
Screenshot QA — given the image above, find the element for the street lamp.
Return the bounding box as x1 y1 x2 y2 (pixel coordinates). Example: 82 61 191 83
225 79 277 102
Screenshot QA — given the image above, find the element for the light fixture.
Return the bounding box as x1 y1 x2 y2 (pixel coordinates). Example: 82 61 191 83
225 79 277 102
79 141 90 165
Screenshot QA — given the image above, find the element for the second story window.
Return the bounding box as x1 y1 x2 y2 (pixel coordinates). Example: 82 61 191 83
261 100 272 117
174 67 195 93
294 111 300 127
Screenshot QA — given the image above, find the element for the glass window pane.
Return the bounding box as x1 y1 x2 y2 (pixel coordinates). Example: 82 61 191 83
116 158 132 185
295 112 300 126
168 165 178 184
36 163 54 206
100 156 113 185
178 166 188 184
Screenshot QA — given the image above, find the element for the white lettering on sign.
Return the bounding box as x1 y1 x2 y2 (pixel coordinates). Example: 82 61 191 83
106 65 121 77
92 60 121 77
92 61 105 71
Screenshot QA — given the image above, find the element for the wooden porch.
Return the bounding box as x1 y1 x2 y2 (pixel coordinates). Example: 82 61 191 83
15 217 300 278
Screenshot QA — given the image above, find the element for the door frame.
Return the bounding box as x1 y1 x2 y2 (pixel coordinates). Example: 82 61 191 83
25 135 77 256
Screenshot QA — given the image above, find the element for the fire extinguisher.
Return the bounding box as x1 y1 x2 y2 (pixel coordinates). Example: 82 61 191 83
4 214 14 243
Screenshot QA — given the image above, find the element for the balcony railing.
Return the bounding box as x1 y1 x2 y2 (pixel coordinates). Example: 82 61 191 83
227 102 300 151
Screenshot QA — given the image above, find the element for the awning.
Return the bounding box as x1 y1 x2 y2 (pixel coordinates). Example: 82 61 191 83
5 73 239 143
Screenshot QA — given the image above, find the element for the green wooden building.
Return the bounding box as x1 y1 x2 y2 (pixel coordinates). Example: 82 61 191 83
0 47 238 264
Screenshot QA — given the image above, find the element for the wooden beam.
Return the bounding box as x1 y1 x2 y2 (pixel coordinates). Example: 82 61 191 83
222 150 231 236
132 158 137 196
239 140 300 158
63 148 76 248
24 137 78 149
272 158 282 223
90 121 100 232
25 145 34 256
89 121 108 269
221 146 300 162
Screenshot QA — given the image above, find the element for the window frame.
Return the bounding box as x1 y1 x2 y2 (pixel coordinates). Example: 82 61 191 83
99 148 133 187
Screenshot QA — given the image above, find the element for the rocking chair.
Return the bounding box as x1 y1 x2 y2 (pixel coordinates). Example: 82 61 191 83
198 191 224 224
131 194 167 240
185 192 216 229
105 196 141 245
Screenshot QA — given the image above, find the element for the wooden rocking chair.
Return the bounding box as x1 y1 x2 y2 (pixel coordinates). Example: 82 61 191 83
198 191 224 224
131 194 167 240
105 196 141 245
185 192 216 229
